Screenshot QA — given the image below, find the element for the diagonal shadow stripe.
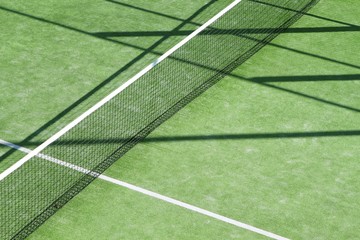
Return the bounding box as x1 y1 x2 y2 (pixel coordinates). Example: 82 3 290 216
251 74 360 82
234 33 360 70
94 25 360 38
1 130 359 147
252 81 360 112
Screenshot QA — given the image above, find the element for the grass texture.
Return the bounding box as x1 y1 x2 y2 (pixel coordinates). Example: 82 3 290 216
0 0 359 239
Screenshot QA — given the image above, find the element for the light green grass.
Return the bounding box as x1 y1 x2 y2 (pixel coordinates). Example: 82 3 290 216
1 0 360 239
28 179 268 240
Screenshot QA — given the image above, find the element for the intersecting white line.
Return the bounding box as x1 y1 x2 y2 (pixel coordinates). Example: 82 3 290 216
0 138 289 240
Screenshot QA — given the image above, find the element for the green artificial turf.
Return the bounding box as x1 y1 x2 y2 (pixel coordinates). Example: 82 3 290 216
0 0 229 170
0 146 26 173
0 0 230 146
28 179 268 240
1 0 359 239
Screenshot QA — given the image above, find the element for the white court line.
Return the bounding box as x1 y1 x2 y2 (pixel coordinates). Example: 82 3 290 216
0 0 244 182
0 139 289 240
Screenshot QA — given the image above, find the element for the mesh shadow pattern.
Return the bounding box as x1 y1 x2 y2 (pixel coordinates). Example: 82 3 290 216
0 0 319 239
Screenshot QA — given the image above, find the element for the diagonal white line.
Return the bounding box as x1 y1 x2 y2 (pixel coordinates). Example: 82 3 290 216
0 0 244 182
0 139 289 240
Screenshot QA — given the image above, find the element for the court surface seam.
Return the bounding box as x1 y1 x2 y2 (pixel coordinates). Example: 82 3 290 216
0 138 288 240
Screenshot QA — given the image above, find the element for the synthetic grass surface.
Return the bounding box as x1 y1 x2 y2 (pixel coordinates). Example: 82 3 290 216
29 179 268 240
0 148 26 173
1 0 359 239
0 0 229 170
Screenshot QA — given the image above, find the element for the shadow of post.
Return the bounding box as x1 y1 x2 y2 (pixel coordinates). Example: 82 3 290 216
4 130 359 147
